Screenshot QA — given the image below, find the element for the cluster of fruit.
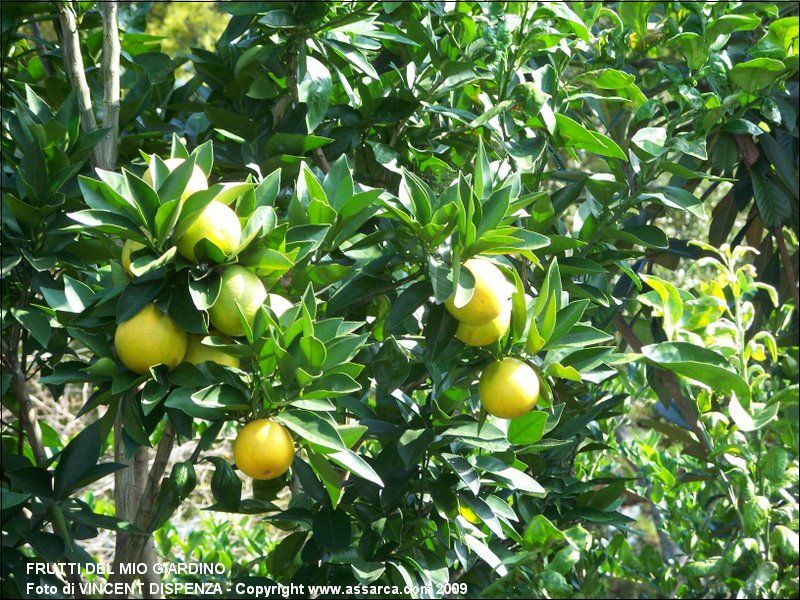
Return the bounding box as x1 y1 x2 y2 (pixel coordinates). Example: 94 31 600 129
445 259 540 420
112 159 540 485
112 158 296 482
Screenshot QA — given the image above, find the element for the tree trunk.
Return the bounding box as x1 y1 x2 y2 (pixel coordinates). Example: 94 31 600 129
105 425 175 598
112 416 137 561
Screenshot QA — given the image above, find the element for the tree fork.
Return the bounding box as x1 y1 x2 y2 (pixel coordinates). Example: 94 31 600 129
105 424 176 597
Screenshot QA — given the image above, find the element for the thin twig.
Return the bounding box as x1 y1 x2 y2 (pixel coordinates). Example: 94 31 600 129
271 94 292 124
613 313 643 353
312 146 331 174
2 338 85 595
362 270 425 303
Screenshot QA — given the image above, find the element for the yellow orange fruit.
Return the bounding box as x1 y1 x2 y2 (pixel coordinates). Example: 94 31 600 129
478 357 539 419
208 265 267 337
459 504 481 524
267 293 293 318
456 301 511 347
114 304 187 374
445 258 511 325
183 333 240 369
233 419 294 480
121 239 146 277
143 157 207 200
176 200 241 262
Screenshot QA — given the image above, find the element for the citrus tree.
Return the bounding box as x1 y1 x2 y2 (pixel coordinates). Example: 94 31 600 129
1 2 798 599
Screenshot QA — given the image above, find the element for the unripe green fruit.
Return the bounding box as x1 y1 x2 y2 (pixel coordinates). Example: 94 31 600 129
85 357 119 378
208 265 267 337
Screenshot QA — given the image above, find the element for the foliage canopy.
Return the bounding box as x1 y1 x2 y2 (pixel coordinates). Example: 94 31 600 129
1 2 798 599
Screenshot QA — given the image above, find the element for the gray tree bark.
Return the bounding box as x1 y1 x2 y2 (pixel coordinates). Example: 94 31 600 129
57 3 98 158
105 425 176 598
100 1 120 170
112 416 137 562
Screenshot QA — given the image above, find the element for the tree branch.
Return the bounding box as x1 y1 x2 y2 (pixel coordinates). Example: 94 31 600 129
136 423 176 530
613 313 643 352
99 0 120 170
134 446 162 594
57 3 98 156
734 131 797 312
29 21 55 77
312 146 331 174
271 94 292 124
1 339 45 465
361 270 425 303
734 133 760 168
